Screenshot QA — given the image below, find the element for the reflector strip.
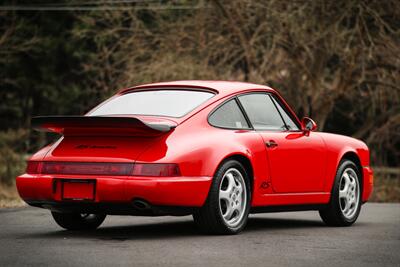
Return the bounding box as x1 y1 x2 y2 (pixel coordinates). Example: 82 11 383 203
41 162 134 176
26 161 181 177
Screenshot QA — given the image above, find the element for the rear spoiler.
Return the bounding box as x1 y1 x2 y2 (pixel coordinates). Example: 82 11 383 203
31 116 177 136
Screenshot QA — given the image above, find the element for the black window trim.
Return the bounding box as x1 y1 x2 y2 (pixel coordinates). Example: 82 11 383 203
268 94 290 131
207 96 254 130
121 87 217 96
269 93 302 132
208 91 302 132
237 91 302 132
235 97 253 129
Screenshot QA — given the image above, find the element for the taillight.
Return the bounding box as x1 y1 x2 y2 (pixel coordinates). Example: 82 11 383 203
26 161 41 174
41 162 134 176
25 161 181 177
132 163 181 177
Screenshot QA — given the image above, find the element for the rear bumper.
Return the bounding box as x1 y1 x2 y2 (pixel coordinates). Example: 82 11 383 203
16 174 212 213
362 166 374 202
25 200 197 216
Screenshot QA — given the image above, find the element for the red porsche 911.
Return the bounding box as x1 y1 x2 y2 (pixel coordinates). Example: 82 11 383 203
16 81 373 234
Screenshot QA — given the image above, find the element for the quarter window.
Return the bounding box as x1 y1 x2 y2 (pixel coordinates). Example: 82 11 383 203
238 93 285 131
208 99 250 129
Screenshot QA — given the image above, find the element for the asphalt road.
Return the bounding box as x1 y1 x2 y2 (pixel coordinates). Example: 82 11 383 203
0 203 399 267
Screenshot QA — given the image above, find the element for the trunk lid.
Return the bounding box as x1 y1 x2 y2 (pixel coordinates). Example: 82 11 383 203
32 116 175 162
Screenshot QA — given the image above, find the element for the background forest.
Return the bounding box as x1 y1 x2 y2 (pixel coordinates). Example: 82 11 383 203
0 0 399 204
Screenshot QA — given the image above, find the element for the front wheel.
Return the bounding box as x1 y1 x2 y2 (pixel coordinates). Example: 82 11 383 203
319 160 362 226
193 160 251 234
51 212 106 230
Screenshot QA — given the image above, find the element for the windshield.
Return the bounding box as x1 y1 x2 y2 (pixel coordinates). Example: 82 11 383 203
89 90 214 118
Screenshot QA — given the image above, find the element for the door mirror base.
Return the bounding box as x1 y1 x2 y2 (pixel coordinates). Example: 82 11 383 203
301 117 317 135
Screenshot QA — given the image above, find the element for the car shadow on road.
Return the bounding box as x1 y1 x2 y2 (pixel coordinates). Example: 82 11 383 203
21 216 327 241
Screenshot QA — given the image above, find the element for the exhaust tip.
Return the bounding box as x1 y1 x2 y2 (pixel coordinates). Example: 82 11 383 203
132 199 151 211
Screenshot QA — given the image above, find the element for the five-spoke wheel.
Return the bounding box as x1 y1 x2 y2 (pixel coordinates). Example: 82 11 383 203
219 168 247 228
319 160 362 226
193 160 250 234
338 168 360 219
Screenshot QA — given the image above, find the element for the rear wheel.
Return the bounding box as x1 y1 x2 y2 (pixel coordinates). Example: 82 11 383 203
319 160 362 226
193 160 251 234
51 212 106 230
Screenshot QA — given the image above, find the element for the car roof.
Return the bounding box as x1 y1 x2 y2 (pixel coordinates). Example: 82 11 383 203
116 80 283 124
119 80 276 98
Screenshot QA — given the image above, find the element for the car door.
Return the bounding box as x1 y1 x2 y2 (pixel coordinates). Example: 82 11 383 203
238 92 326 193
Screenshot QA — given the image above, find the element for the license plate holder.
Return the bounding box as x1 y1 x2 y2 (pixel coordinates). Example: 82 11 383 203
61 179 95 201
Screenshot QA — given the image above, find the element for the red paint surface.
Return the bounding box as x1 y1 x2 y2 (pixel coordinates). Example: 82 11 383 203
16 81 373 211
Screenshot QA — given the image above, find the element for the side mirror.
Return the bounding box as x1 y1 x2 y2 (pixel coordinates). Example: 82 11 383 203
301 117 317 134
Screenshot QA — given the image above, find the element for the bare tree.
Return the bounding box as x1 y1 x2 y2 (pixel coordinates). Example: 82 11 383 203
0 11 40 87
73 0 400 166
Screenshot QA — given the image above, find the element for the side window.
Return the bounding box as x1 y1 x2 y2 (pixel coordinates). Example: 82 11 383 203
271 95 300 131
238 93 285 131
209 99 250 129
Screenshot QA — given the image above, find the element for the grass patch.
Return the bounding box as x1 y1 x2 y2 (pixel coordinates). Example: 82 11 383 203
0 183 25 208
369 168 400 202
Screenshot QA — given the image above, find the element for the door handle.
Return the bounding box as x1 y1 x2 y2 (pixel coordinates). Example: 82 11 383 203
265 140 278 148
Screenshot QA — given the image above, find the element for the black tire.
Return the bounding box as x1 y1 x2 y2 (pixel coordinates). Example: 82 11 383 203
51 212 106 230
193 160 251 234
319 160 362 226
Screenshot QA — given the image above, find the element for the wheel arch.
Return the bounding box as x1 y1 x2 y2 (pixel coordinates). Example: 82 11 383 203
338 151 363 190
215 153 254 195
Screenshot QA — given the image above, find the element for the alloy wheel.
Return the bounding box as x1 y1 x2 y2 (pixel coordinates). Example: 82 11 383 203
219 168 247 227
338 168 360 219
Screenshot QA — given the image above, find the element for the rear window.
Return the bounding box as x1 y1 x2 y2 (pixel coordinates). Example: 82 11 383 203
89 90 214 118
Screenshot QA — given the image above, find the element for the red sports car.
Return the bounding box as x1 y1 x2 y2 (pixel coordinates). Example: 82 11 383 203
17 81 373 234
